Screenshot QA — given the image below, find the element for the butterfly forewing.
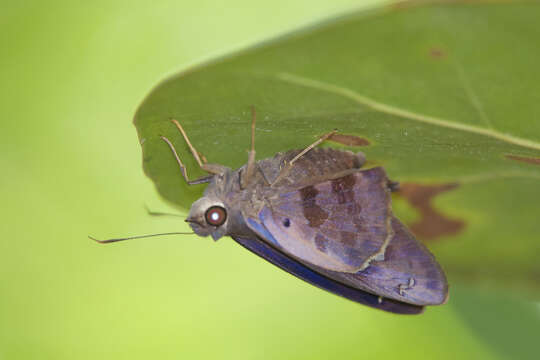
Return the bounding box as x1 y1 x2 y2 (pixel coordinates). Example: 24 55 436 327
250 168 393 273
246 167 448 306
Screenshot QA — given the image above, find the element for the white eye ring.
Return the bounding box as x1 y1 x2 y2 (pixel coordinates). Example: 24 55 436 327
205 206 227 226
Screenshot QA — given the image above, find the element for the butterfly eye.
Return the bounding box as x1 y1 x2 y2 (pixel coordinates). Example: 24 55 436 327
205 206 227 226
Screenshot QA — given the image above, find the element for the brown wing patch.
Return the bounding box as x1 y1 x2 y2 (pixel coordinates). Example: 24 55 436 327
399 183 465 241
331 174 356 204
505 154 540 165
300 185 328 228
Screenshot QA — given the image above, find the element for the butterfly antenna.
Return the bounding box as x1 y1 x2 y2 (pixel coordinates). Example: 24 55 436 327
144 204 184 217
89 232 194 244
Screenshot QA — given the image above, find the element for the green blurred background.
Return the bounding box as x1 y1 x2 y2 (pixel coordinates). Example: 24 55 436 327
1 1 538 359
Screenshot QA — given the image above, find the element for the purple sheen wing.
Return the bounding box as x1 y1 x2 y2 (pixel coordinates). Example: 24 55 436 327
246 215 447 306
231 234 424 315
306 217 448 306
257 168 392 273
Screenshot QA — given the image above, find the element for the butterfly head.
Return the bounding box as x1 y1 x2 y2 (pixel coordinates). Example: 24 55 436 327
185 196 231 241
184 169 240 241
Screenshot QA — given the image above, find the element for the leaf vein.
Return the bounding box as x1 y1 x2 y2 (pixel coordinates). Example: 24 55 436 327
277 72 540 151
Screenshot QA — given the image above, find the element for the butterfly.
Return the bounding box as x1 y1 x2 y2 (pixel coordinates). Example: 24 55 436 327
94 108 448 314
157 108 449 314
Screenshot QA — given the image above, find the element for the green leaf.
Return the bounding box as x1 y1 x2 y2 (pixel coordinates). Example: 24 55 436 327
134 1 540 293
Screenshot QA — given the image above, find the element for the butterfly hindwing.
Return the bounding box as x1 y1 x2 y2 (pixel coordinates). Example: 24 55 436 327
308 216 448 305
231 234 424 314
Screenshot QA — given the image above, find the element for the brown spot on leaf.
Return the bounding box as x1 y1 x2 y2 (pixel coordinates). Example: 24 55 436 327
389 0 415 10
328 133 371 147
505 154 540 165
399 183 465 241
429 47 447 59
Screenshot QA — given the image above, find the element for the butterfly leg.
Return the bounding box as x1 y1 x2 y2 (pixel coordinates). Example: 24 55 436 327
161 119 227 184
271 129 337 186
170 119 227 174
241 106 257 188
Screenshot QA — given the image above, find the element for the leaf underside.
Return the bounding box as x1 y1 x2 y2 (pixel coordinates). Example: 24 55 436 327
134 1 540 295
